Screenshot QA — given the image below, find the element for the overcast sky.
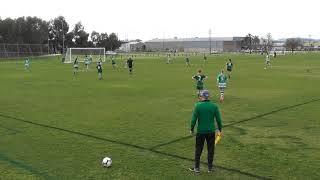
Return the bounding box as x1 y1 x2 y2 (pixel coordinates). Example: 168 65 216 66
0 0 319 40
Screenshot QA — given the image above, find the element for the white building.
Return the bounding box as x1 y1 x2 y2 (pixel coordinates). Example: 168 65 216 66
118 41 145 52
145 37 243 52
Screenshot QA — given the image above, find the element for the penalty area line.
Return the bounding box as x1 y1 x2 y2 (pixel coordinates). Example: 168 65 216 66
149 98 320 150
0 113 269 179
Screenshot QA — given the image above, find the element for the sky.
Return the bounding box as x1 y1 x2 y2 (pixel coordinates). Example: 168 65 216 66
0 0 319 41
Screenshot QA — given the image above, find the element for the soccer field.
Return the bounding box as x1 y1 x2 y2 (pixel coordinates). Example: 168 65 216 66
0 53 319 179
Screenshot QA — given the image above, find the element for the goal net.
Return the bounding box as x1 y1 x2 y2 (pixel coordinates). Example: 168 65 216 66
64 48 106 63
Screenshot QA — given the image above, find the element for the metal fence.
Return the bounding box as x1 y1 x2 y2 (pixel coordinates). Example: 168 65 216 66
0 43 53 58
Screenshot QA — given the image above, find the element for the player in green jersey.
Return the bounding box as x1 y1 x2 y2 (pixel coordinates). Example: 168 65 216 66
217 70 228 102
192 69 207 96
84 55 90 70
265 54 271 69
24 57 30 71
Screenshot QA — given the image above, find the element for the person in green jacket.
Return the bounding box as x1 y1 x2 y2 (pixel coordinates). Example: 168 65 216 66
189 89 223 173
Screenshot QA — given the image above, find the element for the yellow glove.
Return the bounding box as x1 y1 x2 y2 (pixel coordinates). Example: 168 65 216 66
215 132 222 145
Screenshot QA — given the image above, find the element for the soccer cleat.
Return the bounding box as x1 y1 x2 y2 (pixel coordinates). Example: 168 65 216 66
188 167 200 173
208 168 215 172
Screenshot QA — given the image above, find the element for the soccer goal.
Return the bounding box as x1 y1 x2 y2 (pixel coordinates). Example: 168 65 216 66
64 48 106 63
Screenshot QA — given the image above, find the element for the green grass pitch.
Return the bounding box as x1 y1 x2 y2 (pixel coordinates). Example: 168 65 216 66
0 53 319 179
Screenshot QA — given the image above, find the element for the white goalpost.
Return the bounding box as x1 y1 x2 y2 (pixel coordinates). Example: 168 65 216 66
64 47 106 63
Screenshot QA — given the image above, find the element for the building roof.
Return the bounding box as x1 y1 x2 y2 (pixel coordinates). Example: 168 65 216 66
145 37 243 43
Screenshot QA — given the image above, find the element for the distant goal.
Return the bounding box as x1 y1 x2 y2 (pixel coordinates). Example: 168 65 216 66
64 48 106 63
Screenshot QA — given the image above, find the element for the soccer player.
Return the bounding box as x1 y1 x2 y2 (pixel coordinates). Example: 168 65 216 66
192 69 207 95
73 57 79 76
166 54 171 64
203 54 207 62
265 54 271 69
111 57 117 69
24 57 30 71
189 89 223 173
185 56 191 67
84 56 90 70
273 51 277 58
98 57 103 64
226 59 233 79
89 54 93 63
216 70 228 102
96 62 103 80
127 57 134 74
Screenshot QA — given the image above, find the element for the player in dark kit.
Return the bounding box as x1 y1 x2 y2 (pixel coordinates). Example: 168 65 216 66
192 69 207 96
226 59 233 79
96 62 103 80
203 54 207 62
111 57 117 69
127 57 134 74
185 56 191 67
73 57 79 76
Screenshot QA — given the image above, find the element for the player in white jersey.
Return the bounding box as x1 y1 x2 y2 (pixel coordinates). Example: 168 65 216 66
265 54 271 69
217 70 228 102
84 55 90 70
166 54 172 64
24 57 30 71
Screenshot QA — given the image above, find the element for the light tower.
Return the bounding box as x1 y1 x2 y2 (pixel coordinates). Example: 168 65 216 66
209 29 212 54
61 19 65 55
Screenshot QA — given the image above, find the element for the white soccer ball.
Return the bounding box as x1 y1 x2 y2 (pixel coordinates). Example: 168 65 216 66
102 157 112 167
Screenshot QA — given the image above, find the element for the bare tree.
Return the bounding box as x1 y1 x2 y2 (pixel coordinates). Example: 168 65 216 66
253 36 260 50
285 38 303 52
241 33 253 53
261 33 273 54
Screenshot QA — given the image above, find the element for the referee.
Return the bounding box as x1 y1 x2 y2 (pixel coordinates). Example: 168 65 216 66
189 90 223 173
127 57 134 74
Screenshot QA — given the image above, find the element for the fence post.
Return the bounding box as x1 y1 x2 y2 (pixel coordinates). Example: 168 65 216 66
17 44 19 57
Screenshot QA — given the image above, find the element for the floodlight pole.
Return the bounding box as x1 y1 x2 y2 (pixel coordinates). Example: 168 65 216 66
48 38 50 54
61 20 65 55
308 34 311 51
162 33 165 52
209 29 212 54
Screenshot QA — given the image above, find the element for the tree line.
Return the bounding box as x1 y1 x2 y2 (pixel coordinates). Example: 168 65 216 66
241 33 305 53
0 16 122 53
241 33 304 53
